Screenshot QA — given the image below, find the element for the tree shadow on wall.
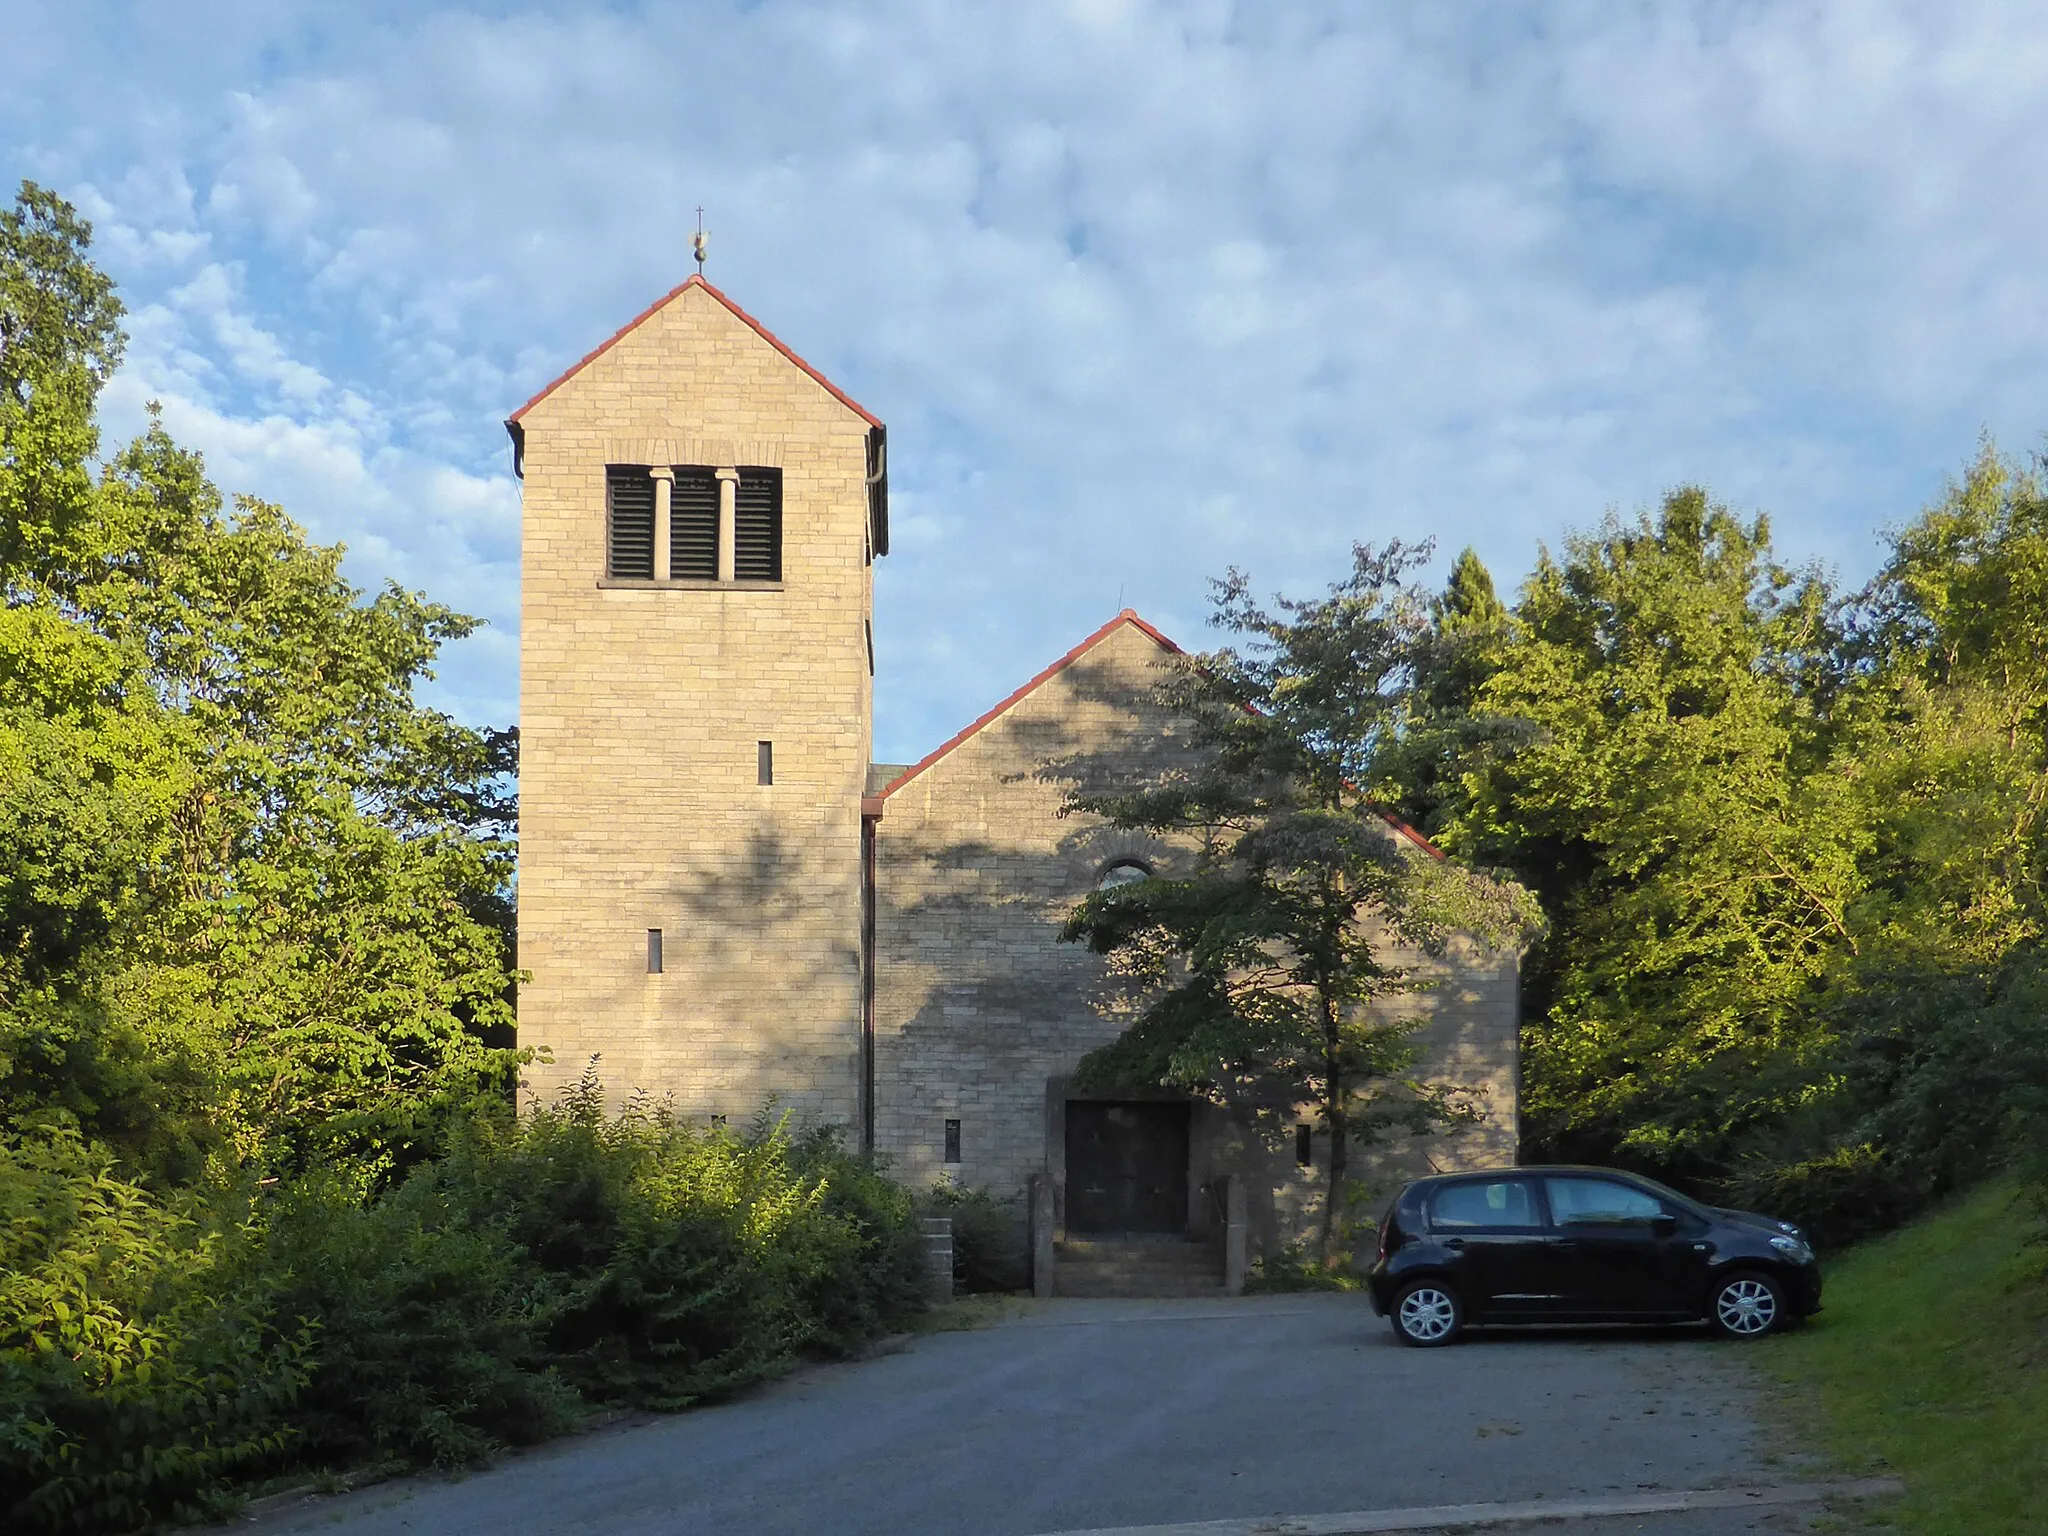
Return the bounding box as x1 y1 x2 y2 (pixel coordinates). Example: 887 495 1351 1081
869 648 1210 1186
1029 652 1525 1221
635 826 862 1122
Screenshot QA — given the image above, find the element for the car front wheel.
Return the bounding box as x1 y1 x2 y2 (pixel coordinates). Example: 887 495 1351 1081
1709 1270 1786 1339
1392 1281 1463 1347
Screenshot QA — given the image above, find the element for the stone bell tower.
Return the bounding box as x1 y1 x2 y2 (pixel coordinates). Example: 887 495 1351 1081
509 276 887 1126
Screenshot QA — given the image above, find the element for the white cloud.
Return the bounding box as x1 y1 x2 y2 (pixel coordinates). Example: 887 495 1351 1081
7 0 2047 758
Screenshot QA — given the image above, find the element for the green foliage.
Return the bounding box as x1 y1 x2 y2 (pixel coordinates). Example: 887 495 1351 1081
925 1184 1028 1292
1397 465 2048 1240
1419 491 1849 1168
0 1083 931 1532
1246 1240 1362 1292
0 184 520 1181
260 1172 578 1469
0 183 124 580
1722 949 2048 1246
441 1078 923 1409
0 1131 308 1533
1058 542 1537 1261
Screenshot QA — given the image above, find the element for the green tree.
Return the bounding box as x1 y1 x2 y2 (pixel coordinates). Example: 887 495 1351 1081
0 181 519 1181
1058 543 1536 1263
1862 441 2048 748
1720 445 2048 1234
0 182 124 582
1387 546 1518 840
1423 490 1860 1173
1433 545 1505 630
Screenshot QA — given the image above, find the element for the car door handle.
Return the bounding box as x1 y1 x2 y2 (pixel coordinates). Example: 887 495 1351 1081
1443 1238 1466 1251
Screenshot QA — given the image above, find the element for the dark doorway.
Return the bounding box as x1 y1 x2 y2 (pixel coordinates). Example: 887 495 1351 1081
1065 1101 1190 1234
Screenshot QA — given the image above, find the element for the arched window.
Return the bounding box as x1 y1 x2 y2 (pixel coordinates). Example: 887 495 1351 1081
1097 859 1151 890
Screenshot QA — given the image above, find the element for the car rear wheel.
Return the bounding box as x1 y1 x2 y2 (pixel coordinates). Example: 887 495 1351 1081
1392 1281 1462 1347
1709 1270 1785 1339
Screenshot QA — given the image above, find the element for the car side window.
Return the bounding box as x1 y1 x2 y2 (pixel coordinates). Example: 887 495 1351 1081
1429 1179 1542 1230
1544 1177 1666 1225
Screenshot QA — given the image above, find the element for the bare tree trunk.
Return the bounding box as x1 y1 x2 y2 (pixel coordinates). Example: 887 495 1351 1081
1319 985 1346 1268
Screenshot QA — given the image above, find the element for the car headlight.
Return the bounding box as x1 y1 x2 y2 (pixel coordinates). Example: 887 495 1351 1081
1770 1234 1814 1264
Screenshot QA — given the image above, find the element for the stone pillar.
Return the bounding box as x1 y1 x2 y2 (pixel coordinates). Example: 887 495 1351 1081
921 1216 954 1304
715 466 738 583
1029 1172 1056 1299
648 465 674 581
1223 1173 1249 1296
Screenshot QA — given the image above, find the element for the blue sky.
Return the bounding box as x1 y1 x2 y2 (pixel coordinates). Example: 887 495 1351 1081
8 1 2047 762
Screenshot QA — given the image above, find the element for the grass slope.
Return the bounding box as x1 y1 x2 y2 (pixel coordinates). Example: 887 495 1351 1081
1772 1180 2047 1535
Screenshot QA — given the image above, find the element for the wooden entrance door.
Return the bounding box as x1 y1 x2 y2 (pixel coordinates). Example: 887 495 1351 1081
1064 1101 1190 1234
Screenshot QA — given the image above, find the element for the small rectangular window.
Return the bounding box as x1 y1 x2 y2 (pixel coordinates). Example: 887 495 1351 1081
943 1118 962 1163
1295 1122 1313 1167
646 929 663 974
757 740 773 786
733 466 783 582
606 466 655 578
669 465 719 580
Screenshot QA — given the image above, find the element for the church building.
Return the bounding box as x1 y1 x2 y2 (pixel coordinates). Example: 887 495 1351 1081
509 276 1519 1288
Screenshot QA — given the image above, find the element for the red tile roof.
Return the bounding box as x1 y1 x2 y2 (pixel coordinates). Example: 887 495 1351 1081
506 274 882 428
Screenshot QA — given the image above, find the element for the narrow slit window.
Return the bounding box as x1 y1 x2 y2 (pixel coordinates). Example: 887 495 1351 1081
669 465 719 580
1295 1122 1313 1167
757 740 773 786
943 1118 962 1163
647 929 663 974
733 466 783 582
606 466 655 578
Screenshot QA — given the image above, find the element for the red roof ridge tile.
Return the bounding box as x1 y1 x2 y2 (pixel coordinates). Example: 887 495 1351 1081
506 274 881 428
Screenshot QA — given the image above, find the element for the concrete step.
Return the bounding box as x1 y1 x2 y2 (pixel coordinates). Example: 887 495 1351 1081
1056 1274 1229 1298
1054 1237 1224 1298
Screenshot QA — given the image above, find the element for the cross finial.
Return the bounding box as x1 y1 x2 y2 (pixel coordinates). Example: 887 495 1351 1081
691 207 709 275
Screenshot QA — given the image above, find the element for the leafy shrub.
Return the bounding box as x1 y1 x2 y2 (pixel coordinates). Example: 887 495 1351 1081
1722 951 2048 1248
1246 1241 1361 1292
0 1131 306 1534
924 1184 1028 1293
446 1079 925 1409
0 1081 931 1532
785 1124 928 1343
262 1174 580 1469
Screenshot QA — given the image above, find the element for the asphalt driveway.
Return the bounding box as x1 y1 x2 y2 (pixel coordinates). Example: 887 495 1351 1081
246 1295 1864 1536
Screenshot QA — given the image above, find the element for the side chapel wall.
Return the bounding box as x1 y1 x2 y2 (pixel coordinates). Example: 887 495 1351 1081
871 618 1521 1255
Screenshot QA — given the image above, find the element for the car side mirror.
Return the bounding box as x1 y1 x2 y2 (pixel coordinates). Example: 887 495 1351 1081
1650 1213 1679 1236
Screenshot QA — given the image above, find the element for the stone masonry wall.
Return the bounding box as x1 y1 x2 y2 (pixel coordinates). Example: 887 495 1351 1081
872 620 1183 1190
517 282 874 1125
871 617 1519 1252
1186 929 1521 1260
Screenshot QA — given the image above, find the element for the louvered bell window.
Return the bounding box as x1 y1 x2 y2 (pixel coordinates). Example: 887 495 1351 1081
669 466 719 580
734 467 783 582
606 466 655 579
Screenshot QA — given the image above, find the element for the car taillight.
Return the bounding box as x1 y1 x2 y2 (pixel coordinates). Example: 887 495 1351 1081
1376 1211 1393 1263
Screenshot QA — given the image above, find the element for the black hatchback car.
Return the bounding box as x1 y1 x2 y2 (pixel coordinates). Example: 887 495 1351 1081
1366 1166 1821 1346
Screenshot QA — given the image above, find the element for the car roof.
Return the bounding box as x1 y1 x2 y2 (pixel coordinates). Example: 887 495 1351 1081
1400 1165 1666 1190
